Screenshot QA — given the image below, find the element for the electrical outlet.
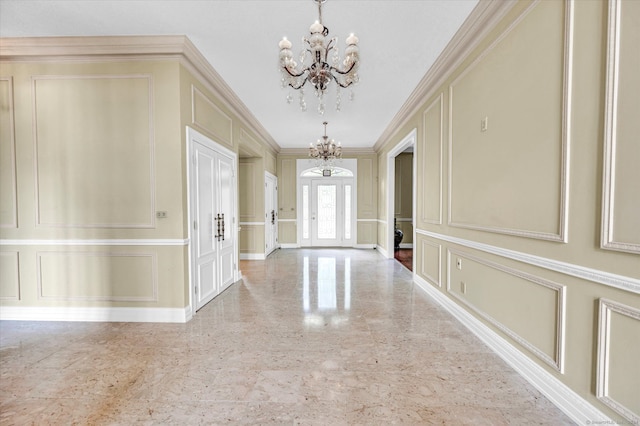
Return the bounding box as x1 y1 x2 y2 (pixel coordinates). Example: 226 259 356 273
481 116 489 132
456 258 462 270
461 281 466 294
156 211 168 218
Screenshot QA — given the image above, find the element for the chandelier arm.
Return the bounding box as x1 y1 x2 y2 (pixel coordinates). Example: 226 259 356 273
283 66 308 79
326 38 335 52
323 39 336 63
328 74 355 89
329 61 356 76
288 75 310 90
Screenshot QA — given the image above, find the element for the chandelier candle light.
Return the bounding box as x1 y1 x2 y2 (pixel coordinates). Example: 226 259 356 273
279 0 360 114
310 121 342 171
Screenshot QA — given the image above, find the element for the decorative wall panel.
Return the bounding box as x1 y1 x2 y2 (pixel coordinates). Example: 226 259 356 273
419 238 441 287
357 221 376 245
396 220 413 245
240 224 262 253
37 251 157 301
192 85 233 147
394 154 413 219
601 0 640 254
448 1 572 241
278 159 296 219
448 248 566 372
278 221 296 244
0 251 20 300
421 94 443 225
33 75 155 228
239 161 257 221
0 77 17 228
357 157 376 219
239 128 262 157
597 298 640 423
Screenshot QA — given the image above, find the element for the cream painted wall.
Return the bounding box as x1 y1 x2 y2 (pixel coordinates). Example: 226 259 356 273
0 59 187 309
276 153 378 246
376 0 639 422
0 39 278 319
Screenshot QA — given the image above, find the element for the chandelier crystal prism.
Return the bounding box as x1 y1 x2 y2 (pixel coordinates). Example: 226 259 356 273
279 0 360 114
309 121 342 169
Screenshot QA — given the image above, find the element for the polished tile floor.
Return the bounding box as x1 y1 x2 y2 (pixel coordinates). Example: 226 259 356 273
0 248 573 425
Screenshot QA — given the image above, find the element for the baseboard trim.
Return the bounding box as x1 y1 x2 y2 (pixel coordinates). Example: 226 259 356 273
354 244 376 249
399 243 413 249
413 274 612 425
0 306 191 323
279 244 299 249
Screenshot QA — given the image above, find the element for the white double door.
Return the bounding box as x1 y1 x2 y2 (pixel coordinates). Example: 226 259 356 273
300 178 354 247
189 129 237 311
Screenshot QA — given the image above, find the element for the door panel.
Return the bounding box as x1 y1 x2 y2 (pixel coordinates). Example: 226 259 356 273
265 173 278 256
216 152 235 292
193 142 219 309
312 181 341 246
197 261 216 305
316 183 337 240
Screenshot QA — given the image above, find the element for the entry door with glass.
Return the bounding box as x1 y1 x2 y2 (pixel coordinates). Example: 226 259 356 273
300 178 354 247
312 180 340 246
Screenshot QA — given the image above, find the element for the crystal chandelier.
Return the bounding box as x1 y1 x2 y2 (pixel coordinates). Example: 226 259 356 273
309 121 342 169
278 0 360 114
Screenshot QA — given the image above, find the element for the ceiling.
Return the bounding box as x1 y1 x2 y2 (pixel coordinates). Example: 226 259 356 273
0 0 478 151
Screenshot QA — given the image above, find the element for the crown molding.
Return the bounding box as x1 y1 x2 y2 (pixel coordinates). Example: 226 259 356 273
0 35 281 154
0 35 192 57
373 0 520 152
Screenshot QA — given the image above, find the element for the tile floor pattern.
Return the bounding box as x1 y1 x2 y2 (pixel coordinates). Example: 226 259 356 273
0 248 574 425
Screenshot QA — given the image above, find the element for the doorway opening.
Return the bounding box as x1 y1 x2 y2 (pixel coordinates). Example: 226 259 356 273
297 159 357 247
386 129 416 271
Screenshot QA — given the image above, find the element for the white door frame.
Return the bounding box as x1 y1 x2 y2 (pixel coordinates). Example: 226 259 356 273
186 126 238 315
385 129 417 259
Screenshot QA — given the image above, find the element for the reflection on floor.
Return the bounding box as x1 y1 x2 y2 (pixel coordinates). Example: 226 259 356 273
394 248 413 271
0 249 573 424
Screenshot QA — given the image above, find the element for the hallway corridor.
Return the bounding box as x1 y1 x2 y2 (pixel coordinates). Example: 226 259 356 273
0 249 573 424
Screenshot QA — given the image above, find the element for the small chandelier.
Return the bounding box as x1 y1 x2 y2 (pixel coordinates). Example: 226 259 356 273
279 0 360 114
310 121 342 169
